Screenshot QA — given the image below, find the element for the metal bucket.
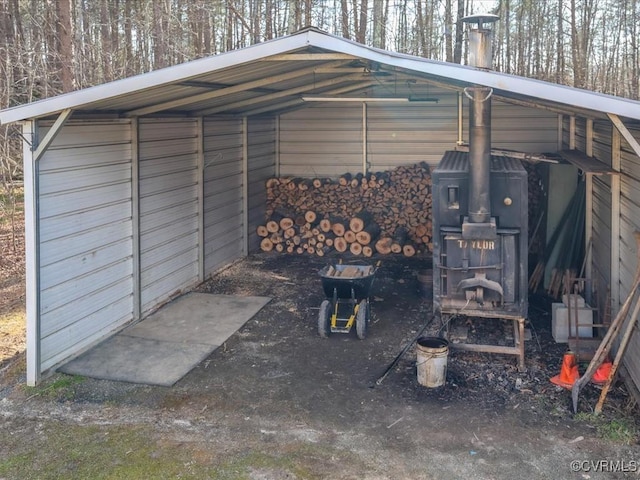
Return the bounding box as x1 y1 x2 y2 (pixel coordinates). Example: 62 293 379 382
416 337 448 388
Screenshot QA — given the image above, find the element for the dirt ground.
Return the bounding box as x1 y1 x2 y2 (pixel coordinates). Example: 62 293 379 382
1 252 640 479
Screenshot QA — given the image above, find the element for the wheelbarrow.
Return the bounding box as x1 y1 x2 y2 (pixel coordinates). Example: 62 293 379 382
317 264 377 339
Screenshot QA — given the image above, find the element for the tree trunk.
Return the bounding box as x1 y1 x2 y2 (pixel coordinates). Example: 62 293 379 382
57 0 74 92
341 0 350 39
444 0 452 62
357 0 368 43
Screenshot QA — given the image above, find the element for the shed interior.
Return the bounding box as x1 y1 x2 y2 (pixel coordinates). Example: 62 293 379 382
3 29 640 392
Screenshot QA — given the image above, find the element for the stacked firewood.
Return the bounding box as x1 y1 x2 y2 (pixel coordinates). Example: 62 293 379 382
257 163 433 257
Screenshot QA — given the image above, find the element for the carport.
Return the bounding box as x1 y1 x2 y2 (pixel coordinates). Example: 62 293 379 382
1 27 640 389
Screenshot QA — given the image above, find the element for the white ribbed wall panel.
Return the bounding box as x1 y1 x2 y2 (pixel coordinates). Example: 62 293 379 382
247 117 276 251
618 125 640 390
280 99 558 176
481 101 558 153
203 117 244 274
138 119 199 314
367 94 458 168
279 104 363 176
591 121 613 164
37 120 133 371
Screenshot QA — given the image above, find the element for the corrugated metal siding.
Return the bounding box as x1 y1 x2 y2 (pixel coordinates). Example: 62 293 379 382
279 100 557 176
367 94 458 168
562 116 572 148
37 120 133 371
573 117 640 398
247 117 276 251
574 117 587 152
488 101 558 152
592 121 613 165
279 104 363 176
578 120 612 317
618 125 640 389
591 175 612 319
138 119 199 314
203 117 244 274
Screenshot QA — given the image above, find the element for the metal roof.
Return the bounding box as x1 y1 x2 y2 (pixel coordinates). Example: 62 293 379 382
2 27 640 125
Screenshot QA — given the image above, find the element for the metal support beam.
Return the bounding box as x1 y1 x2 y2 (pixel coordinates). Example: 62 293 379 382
241 81 372 116
608 113 640 158
195 73 366 116
585 119 594 303
457 92 464 145
492 94 600 120
362 102 367 174
557 114 563 150
131 118 141 321
33 108 72 162
569 116 576 150
242 117 249 256
263 53 356 61
275 116 280 177
197 117 205 282
126 62 347 116
611 127 621 313
22 120 40 386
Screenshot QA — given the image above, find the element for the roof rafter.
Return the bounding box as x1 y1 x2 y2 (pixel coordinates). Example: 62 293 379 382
240 81 372 116
125 60 350 116
608 113 640 158
263 53 356 61
194 73 367 116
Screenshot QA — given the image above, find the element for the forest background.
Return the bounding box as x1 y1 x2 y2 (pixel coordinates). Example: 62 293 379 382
0 0 638 208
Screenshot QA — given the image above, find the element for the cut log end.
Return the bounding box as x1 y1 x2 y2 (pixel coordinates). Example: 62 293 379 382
402 244 416 257
260 238 274 252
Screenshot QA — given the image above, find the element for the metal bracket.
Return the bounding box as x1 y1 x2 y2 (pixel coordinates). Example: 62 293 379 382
463 87 493 103
15 131 32 148
33 109 73 161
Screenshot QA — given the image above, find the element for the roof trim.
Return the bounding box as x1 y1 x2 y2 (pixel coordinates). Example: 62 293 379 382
302 30 640 121
0 32 312 125
2 28 640 125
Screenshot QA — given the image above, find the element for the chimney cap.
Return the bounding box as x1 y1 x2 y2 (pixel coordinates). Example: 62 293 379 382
462 13 499 29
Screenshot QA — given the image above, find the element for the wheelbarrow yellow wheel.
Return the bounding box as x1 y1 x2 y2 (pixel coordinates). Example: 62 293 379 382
318 300 331 337
356 299 369 340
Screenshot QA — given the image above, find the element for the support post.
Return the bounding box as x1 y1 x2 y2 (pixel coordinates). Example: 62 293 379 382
275 116 280 177
362 102 367 174
197 117 205 282
22 120 40 386
585 119 593 303
242 117 249 256
611 126 621 313
33 109 72 161
131 118 141 321
569 116 576 150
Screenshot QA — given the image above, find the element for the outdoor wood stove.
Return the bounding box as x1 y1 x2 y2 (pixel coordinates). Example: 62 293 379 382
432 14 528 370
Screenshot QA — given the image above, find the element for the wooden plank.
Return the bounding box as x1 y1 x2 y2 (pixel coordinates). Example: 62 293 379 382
559 149 617 175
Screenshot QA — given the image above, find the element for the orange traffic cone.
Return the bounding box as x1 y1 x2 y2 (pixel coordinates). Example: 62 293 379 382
591 359 613 385
550 351 579 389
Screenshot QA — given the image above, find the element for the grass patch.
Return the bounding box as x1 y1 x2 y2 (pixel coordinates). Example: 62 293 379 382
0 422 217 480
575 412 638 445
21 373 86 401
0 420 355 480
